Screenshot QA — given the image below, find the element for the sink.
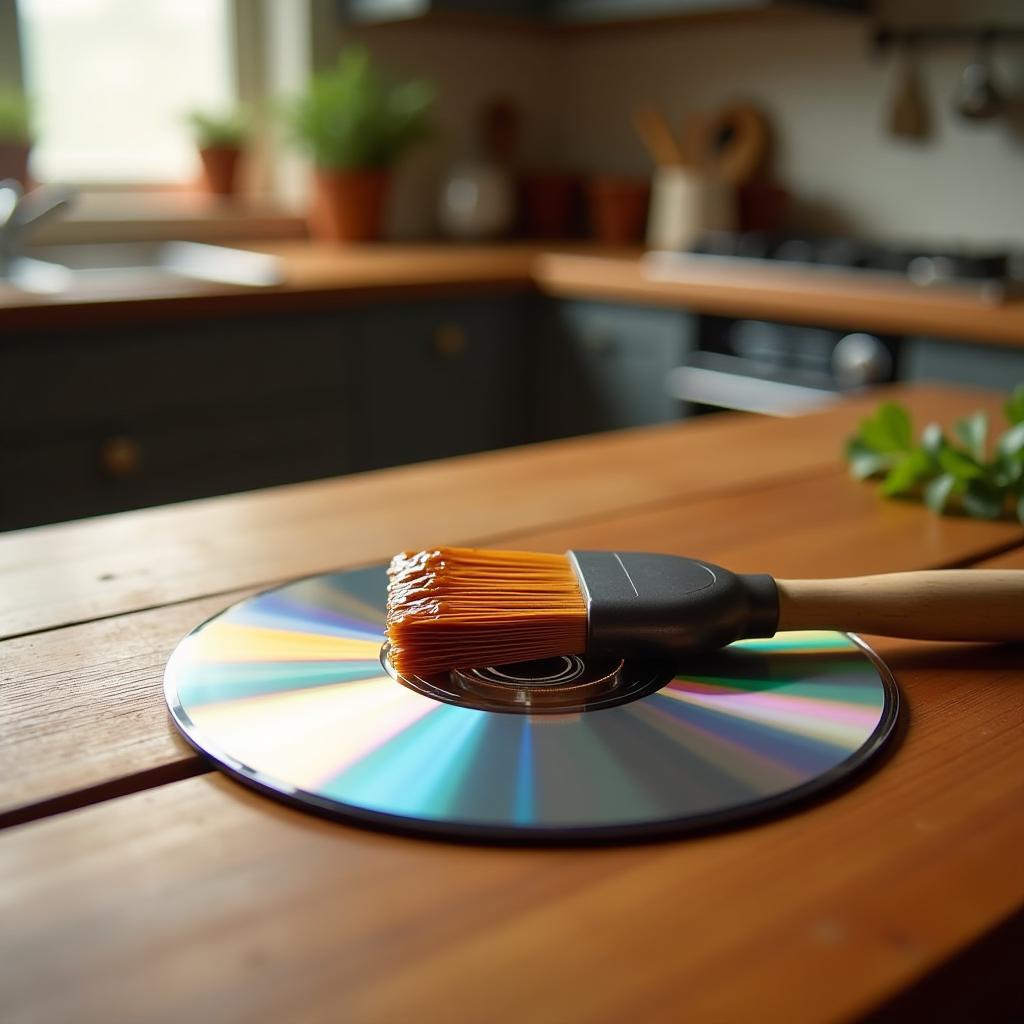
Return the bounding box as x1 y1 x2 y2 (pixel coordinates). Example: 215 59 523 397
6 241 284 298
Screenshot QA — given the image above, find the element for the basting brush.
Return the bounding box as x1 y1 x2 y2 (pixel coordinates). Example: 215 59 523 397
385 547 1024 676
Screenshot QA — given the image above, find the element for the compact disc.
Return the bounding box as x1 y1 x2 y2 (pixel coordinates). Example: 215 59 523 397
165 564 899 841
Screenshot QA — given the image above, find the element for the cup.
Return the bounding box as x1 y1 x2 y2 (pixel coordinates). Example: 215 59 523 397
646 167 735 250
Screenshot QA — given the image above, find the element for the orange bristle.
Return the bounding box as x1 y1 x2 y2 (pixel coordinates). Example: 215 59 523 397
385 547 588 676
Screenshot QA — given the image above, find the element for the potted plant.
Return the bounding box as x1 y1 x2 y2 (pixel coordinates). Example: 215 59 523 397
188 108 249 197
285 48 434 243
0 90 32 185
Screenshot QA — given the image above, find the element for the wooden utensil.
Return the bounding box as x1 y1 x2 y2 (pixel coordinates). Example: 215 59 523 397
632 107 684 167
889 44 931 140
679 111 712 171
704 102 769 187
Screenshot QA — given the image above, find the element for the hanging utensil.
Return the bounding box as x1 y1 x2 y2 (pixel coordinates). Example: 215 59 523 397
679 111 711 172
631 107 684 167
953 32 1003 120
704 103 769 188
888 41 931 141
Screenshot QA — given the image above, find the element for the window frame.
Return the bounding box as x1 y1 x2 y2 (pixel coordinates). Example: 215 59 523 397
9 0 261 195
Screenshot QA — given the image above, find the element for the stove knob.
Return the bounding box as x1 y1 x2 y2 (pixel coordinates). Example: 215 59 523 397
832 333 892 387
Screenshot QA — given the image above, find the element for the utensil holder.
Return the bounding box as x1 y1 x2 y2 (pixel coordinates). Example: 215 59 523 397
646 167 735 251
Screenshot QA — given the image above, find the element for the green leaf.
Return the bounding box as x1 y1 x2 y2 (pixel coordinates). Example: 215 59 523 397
962 478 1005 520
992 455 1023 489
938 446 984 481
0 88 32 144
848 396 1024 521
953 411 988 462
881 449 931 496
845 438 893 479
849 453 891 479
858 402 913 453
187 107 249 147
997 421 1024 460
1004 384 1024 426
924 473 957 514
920 422 946 458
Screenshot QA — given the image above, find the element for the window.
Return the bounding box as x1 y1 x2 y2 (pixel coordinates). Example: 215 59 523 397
18 0 236 184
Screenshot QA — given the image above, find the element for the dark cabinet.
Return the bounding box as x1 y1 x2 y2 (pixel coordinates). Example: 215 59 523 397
532 299 694 440
553 0 765 22
12 292 1023 535
357 297 528 469
0 299 532 531
550 0 863 20
342 0 543 23
340 0 863 24
0 314 356 530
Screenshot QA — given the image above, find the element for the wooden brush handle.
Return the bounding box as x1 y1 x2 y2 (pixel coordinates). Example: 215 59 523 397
775 571 1024 642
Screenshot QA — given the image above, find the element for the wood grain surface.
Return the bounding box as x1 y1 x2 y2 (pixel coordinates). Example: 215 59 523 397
0 384 1006 640
1 384 1022 1023
0 591 251 825
3 240 1023 347
1 543 1020 1024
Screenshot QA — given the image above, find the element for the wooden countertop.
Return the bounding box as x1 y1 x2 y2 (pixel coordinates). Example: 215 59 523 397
1 383 1022 1023
3 240 1023 348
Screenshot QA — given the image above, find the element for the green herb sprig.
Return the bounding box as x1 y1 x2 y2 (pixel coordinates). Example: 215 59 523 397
0 89 32 144
845 384 1024 524
187 108 250 149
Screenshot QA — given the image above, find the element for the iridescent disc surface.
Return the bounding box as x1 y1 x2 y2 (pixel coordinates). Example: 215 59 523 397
165 565 899 841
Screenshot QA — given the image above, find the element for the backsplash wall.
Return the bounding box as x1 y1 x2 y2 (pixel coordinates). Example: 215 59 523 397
559 17 1024 246
343 13 1024 246
339 23 561 239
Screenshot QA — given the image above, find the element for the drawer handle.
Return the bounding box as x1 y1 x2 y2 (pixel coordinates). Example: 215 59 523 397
432 323 468 360
98 436 143 479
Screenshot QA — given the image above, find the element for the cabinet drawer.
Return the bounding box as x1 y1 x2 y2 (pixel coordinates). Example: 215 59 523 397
0 314 353 433
533 300 695 440
0 405 352 531
358 299 527 469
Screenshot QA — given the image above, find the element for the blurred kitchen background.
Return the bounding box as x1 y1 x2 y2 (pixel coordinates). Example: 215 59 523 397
2 0 1023 531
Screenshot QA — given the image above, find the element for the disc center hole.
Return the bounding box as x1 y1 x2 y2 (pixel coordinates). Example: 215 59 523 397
381 644 669 715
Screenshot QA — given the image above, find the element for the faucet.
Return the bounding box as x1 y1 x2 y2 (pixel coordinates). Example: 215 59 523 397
0 179 76 277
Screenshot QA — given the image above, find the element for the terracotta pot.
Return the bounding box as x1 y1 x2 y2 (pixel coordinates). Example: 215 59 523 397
585 175 650 245
198 146 242 196
309 169 390 243
0 142 31 186
521 172 578 239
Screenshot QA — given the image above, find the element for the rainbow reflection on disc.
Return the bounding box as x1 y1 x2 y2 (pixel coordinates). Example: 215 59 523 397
164 564 899 841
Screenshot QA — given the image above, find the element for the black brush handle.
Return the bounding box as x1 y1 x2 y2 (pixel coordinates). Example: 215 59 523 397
568 551 779 658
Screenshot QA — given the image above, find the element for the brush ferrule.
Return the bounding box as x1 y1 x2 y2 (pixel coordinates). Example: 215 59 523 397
567 551 779 659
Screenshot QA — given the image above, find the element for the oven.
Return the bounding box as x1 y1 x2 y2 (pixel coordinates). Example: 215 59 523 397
667 314 900 417
649 232 1018 418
